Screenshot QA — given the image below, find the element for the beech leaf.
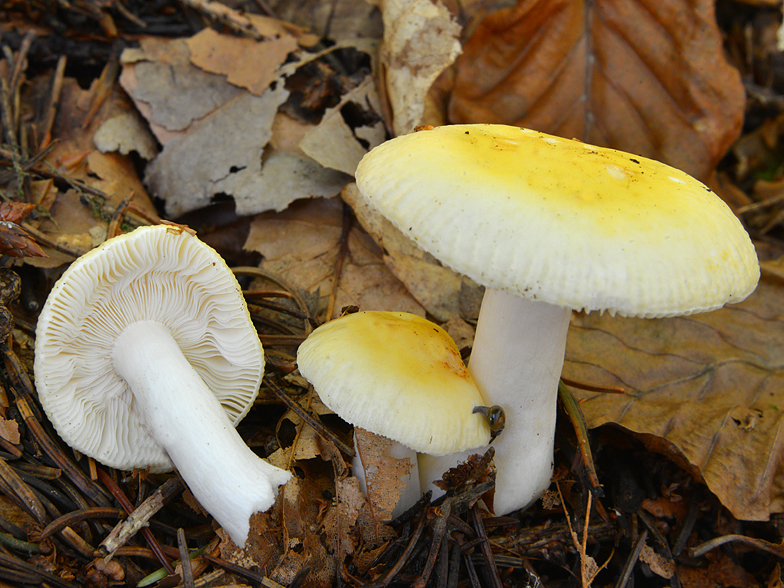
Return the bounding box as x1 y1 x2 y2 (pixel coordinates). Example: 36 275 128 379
447 0 745 180
563 277 784 521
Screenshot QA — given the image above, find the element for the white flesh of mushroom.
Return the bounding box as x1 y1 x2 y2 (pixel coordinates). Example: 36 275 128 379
112 320 292 547
419 289 570 515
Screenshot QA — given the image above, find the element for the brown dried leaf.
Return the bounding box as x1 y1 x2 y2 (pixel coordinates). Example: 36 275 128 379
28 76 158 267
342 183 482 321
563 277 784 521
186 28 298 96
0 416 20 444
447 0 745 181
639 544 675 579
120 37 243 141
299 78 386 175
354 427 411 521
244 197 425 319
373 0 462 135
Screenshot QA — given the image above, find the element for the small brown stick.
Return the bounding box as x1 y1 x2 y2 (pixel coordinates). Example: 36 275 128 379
13 394 110 507
258 334 308 347
59 525 98 558
614 529 648 588
40 507 125 540
689 533 784 559
470 506 503 588
671 496 700 557
233 267 310 324
106 195 132 240
82 59 120 129
637 509 678 582
326 202 352 321
0 436 22 459
560 377 625 395
246 297 318 326
461 540 483 588
99 476 184 559
264 378 354 457
243 289 294 299
203 554 268 584
177 528 195 588
445 537 462 588
0 550 78 588
125 201 162 225
39 55 67 149
558 381 602 493
413 500 452 588
178 0 264 40
369 513 427 588
96 468 175 575
8 32 36 96
0 457 49 524
19 223 80 258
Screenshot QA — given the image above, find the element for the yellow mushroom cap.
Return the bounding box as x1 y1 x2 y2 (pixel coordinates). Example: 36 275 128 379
355 124 760 318
296 311 491 456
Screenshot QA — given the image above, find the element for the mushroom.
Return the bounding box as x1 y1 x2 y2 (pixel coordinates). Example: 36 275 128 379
354 124 760 516
34 225 292 547
296 310 490 516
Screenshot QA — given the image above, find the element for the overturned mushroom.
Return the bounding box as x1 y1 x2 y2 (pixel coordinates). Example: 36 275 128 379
34 225 291 547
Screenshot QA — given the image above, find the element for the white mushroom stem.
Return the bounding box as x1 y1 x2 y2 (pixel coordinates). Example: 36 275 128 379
419 289 571 516
112 320 291 548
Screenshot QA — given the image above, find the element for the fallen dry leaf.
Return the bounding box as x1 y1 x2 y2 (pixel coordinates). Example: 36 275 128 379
28 76 158 267
93 111 158 160
120 37 244 142
244 197 425 319
299 78 386 175
353 427 411 520
124 34 360 217
372 0 462 135
342 183 482 321
563 277 784 521
0 417 20 444
186 28 298 96
447 0 745 181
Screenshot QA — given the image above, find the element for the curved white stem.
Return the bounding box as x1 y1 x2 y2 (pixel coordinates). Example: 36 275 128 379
419 289 571 515
112 320 291 547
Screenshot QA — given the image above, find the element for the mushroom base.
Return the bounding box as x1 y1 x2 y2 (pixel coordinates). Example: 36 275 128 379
419 290 571 516
112 320 291 547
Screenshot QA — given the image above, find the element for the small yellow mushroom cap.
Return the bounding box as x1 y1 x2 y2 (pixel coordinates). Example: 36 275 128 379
296 311 491 456
355 124 760 318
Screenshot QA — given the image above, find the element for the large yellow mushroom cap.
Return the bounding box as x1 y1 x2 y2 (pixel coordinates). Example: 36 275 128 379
355 124 760 318
297 311 491 456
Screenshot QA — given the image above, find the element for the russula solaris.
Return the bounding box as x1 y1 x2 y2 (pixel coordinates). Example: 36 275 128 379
34 225 291 547
354 124 760 515
296 310 491 516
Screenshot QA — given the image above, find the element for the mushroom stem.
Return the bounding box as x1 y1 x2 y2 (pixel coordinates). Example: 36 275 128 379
419 289 570 515
112 320 291 547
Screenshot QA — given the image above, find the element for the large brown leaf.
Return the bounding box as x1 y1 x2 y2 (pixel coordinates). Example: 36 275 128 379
447 0 745 180
563 277 784 521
